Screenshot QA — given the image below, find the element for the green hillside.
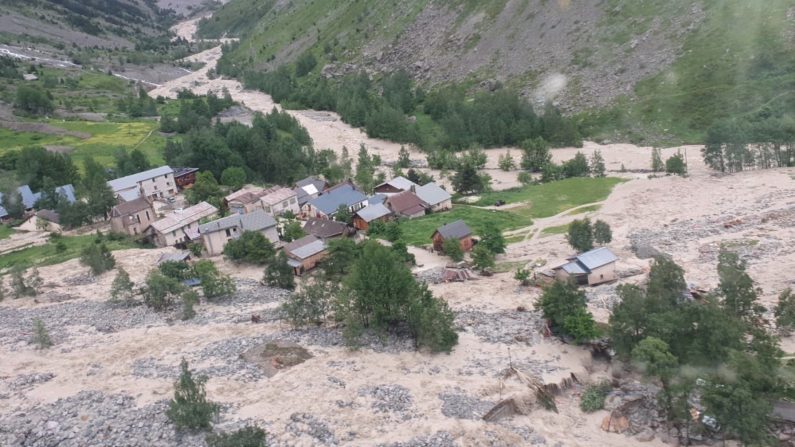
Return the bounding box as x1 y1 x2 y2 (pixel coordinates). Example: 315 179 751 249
202 0 795 145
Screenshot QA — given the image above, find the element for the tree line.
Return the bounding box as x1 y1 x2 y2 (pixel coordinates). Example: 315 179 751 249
230 56 583 151
702 115 795 173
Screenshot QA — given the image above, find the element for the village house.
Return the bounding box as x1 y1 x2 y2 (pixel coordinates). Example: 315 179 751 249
0 184 76 220
284 235 328 275
431 220 474 252
295 176 327 207
150 201 217 247
110 197 156 237
199 209 278 256
374 176 417 196
259 187 300 216
553 247 618 286
173 167 199 190
18 210 62 233
352 203 392 231
303 218 350 241
415 182 452 212
108 166 176 202
303 183 367 220
385 191 428 219
224 186 265 214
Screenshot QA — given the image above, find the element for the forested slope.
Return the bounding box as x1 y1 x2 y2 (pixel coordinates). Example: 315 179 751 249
202 0 795 144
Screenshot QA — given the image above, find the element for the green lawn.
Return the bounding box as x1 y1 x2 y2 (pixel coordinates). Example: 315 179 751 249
567 204 602 215
0 120 165 168
399 206 525 247
0 225 14 240
402 177 624 247
473 177 624 218
0 235 140 271
541 224 570 236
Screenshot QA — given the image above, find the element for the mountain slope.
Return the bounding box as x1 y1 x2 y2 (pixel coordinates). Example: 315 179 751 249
204 0 795 143
0 0 175 49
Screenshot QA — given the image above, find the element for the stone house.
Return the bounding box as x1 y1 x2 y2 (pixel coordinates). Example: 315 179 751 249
108 166 176 202
553 247 618 286
259 187 300 216
150 201 218 247
199 209 278 256
415 182 452 213
110 197 156 237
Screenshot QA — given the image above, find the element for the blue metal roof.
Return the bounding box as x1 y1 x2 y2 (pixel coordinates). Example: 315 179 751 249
308 184 366 215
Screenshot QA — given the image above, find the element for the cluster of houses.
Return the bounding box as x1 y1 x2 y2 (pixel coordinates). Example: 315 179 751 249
107 166 465 276
0 184 78 230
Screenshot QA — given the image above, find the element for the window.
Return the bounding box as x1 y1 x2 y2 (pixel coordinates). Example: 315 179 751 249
225 229 231 237
145 211 150 220
136 214 141 224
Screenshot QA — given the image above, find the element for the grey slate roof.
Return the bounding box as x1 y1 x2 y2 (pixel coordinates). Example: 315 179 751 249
308 184 367 216
558 247 618 275
355 203 392 222
573 247 618 270
108 166 173 192
434 220 472 240
303 218 347 239
414 182 451 206
199 209 276 235
376 176 417 192
285 235 327 260
368 194 387 205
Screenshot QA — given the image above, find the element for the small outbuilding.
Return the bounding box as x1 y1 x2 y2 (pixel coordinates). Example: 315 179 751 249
431 220 474 252
414 182 452 213
385 191 427 219
553 247 618 286
284 235 328 275
352 203 392 231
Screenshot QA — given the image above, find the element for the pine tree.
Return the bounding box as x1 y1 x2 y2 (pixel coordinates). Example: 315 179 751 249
498 151 516 171
479 221 506 254
31 318 52 349
80 243 116 275
396 146 411 169
167 358 219 430
589 150 606 177
651 148 664 172
110 267 135 305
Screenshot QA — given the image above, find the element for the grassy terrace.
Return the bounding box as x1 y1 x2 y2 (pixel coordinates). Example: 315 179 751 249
0 120 165 168
400 177 624 246
0 235 140 271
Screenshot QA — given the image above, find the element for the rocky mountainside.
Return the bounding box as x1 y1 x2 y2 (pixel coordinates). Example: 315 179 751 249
204 0 795 143
0 0 175 49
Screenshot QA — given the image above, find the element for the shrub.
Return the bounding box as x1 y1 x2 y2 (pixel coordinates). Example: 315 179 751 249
479 221 506 254
442 238 464 262
580 382 612 413
536 280 596 343
206 426 269 447
514 268 531 286
281 281 334 328
181 290 199 320
282 221 305 243
264 252 295 290
224 231 275 265
471 244 495 272
409 284 459 353
11 267 38 298
159 260 194 281
517 171 533 185
167 359 219 430
31 318 52 349
193 260 236 300
80 242 116 275
143 271 186 311
665 152 687 176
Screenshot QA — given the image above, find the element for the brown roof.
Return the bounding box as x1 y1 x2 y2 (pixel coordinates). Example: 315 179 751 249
303 218 347 239
386 191 427 216
111 197 153 217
